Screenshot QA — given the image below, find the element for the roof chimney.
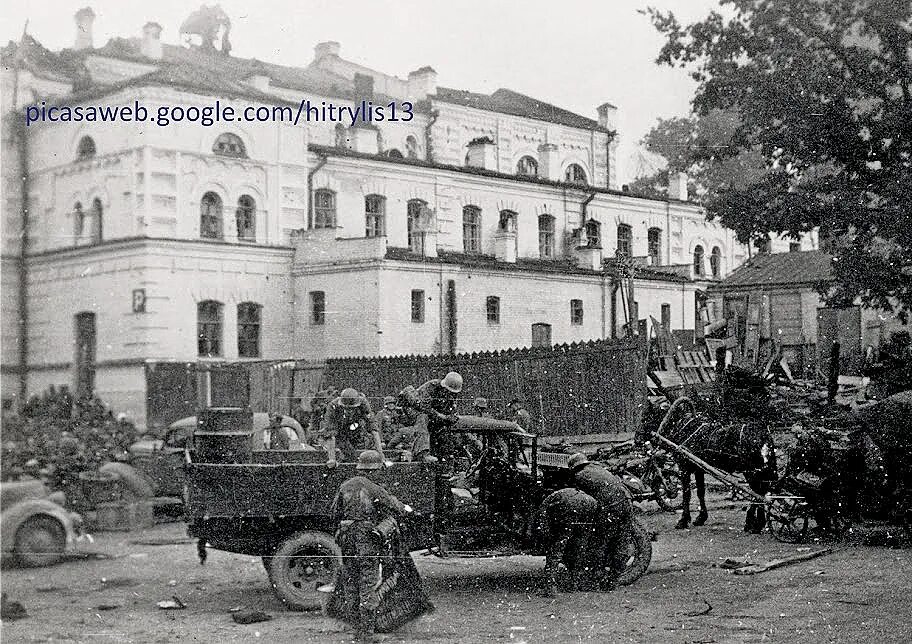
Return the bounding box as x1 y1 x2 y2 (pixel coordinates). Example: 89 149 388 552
668 171 689 201
314 41 340 62
407 66 437 99
74 7 96 51
597 102 617 131
465 136 496 170
537 143 560 181
140 22 163 60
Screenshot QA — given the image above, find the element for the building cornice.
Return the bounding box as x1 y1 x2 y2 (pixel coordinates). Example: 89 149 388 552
26 236 294 262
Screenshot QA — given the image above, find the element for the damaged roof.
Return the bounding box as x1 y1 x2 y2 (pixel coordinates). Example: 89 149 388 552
714 250 834 289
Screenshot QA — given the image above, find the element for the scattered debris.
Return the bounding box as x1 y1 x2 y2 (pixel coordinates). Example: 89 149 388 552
1 593 28 621
129 537 193 546
231 610 272 625
156 595 186 610
683 599 713 617
717 557 750 570
95 604 121 611
732 548 833 575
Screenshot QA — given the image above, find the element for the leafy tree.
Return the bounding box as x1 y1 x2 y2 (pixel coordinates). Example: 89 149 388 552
646 0 912 319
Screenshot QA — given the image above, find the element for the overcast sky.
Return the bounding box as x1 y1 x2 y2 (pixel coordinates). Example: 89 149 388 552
3 0 721 183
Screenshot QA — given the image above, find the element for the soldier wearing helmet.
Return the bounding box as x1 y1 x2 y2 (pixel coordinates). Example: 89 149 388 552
321 387 384 467
401 371 462 461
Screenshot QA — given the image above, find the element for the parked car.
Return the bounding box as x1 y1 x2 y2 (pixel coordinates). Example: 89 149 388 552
1 479 82 567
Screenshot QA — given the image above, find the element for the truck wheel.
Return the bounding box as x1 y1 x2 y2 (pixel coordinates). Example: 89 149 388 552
15 515 66 567
266 531 342 611
98 462 154 499
615 517 652 586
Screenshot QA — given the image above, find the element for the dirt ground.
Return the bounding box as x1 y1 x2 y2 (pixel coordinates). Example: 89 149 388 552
3 491 910 644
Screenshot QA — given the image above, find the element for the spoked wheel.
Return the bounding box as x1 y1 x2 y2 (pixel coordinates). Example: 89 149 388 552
615 517 652 586
15 515 67 567
647 459 686 512
767 497 810 543
266 531 342 611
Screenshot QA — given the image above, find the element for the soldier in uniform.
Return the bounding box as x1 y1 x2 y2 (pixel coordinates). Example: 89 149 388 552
534 487 600 596
329 451 431 639
567 452 634 590
321 388 384 466
508 398 533 431
375 395 402 446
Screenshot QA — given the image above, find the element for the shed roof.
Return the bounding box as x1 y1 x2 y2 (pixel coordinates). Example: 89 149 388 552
713 250 834 290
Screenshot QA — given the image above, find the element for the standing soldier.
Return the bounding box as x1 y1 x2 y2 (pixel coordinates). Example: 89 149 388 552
329 451 430 639
321 388 384 466
567 453 634 590
508 398 533 431
308 388 335 447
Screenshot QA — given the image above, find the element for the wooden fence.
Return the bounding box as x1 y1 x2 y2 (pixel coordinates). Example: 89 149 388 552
323 338 646 437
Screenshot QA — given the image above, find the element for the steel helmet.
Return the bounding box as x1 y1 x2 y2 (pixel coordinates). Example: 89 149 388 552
356 449 384 470
567 452 589 470
441 372 463 393
473 397 488 409
339 388 361 408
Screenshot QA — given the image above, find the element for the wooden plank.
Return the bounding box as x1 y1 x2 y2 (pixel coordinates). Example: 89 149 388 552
732 549 834 576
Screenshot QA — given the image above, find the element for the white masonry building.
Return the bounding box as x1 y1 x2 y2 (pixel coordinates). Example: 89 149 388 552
0 8 816 426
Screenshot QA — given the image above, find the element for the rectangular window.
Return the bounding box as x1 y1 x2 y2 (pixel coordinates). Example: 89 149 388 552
661 303 672 330
538 215 555 258
570 299 584 325
531 322 552 348
197 301 223 357
648 228 662 264
463 206 482 254
365 194 385 238
411 289 425 323
313 190 336 229
237 302 261 358
486 296 500 324
310 291 325 326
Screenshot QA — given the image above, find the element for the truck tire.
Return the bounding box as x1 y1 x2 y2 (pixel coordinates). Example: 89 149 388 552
615 517 652 586
98 462 154 499
15 515 66 567
266 530 342 611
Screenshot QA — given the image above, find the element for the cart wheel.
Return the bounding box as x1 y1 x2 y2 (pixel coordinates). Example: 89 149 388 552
767 499 810 543
266 531 342 611
651 462 686 512
616 517 652 586
15 515 67 567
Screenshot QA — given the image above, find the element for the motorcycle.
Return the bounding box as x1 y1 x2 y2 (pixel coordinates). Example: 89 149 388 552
594 441 685 512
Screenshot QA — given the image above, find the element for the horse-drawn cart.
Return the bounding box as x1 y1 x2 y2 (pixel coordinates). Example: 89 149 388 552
652 396 833 543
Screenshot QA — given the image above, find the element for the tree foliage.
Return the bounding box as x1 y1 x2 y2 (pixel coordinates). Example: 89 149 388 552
647 0 912 319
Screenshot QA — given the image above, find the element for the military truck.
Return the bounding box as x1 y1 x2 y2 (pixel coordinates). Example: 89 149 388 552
185 408 652 610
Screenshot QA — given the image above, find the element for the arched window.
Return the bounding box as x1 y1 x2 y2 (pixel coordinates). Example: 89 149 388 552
648 228 662 264
693 245 705 276
498 210 517 232
237 302 262 358
405 135 419 159
77 136 96 160
365 194 386 237
236 195 256 241
463 205 481 254
197 300 223 357
407 199 427 254
565 163 587 185
516 155 538 177
385 149 404 159
212 133 246 158
200 192 223 239
73 202 84 243
585 219 601 248
538 214 555 258
90 197 103 243
710 246 722 278
616 223 632 257
313 189 336 229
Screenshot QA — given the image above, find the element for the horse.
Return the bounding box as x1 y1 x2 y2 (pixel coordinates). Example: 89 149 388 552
654 397 778 533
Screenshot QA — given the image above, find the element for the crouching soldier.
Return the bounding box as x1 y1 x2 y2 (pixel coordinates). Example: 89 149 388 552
329 451 432 639
567 453 634 590
534 487 600 597
321 388 384 466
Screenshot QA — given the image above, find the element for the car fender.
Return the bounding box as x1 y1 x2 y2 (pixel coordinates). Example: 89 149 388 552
1 499 80 562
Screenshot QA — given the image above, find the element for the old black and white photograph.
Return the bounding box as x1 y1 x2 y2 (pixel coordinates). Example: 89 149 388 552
1 0 910 641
